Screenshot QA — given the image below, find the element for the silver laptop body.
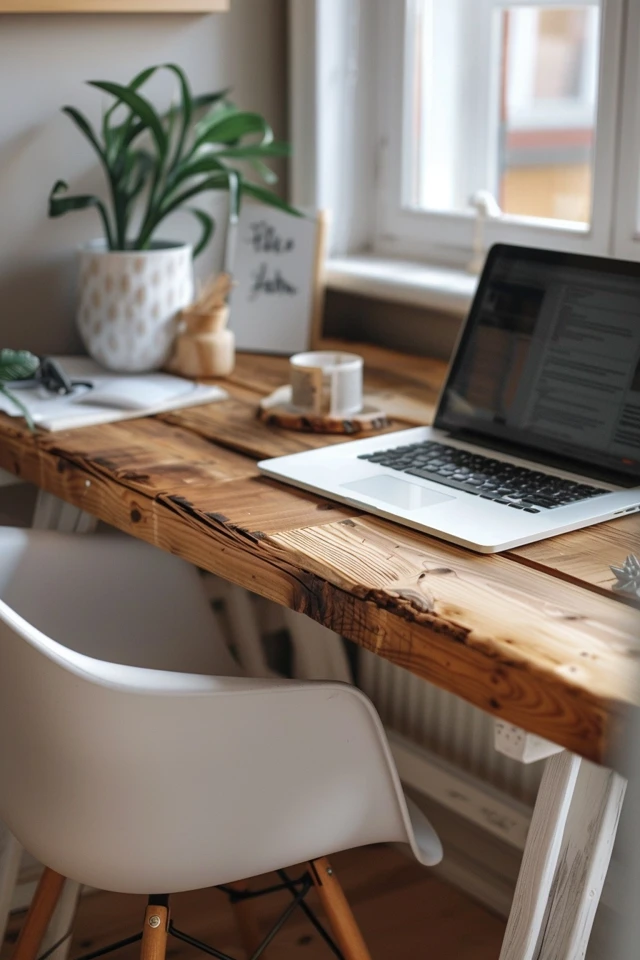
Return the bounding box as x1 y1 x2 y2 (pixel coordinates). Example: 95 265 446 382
259 244 640 553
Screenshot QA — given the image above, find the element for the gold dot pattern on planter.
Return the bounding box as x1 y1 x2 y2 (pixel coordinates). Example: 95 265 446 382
77 246 194 372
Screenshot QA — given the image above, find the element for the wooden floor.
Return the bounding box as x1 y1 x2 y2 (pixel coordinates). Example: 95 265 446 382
1 847 505 960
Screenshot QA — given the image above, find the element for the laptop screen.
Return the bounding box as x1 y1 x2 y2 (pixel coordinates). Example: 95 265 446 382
435 244 640 482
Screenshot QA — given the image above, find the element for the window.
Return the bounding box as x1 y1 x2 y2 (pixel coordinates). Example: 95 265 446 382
289 0 640 271
404 1 600 224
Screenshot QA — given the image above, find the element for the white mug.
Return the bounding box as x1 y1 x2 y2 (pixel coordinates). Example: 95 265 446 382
289 351 363 417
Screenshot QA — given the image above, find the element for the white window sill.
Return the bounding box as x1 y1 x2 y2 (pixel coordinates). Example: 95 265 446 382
324 255 478 317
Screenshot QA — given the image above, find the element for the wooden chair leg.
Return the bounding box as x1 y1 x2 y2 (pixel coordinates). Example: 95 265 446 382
227 881 270 960
309 858 372 960
11 869 66 960
140 897 169 960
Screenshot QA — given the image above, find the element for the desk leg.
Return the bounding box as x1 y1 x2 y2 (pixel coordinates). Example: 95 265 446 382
500 753 626 960
32 492 97 534
535 763 626 960
500 751 581 960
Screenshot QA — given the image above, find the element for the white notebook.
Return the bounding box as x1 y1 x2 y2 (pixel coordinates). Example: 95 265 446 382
0 357 227 432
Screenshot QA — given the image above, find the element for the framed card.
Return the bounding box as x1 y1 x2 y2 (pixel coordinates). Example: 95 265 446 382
228 206 327 355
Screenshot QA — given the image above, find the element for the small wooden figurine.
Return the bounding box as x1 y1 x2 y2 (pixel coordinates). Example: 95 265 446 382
167 274 235 378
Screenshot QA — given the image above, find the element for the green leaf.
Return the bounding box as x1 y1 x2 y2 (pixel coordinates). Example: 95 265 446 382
48 180 115 249
88 80 168 159
164 172 235 218
161 63 193 170
137 171 235 248
192 103 242 147
187 207 215 258
191 88 231 113
249 158 278 185
0 349 40 383
240 182 303 218
195 111 273 149
0 386 35 432
62 106 107 163
126 150 156 200
166 153 227 191
103 65 157 162
0 350 39 433
0 388 35 432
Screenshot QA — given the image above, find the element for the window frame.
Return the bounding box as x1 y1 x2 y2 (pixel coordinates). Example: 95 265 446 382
375 0 624 265
613 0 640 259
289 0 630 269
503 5 600 132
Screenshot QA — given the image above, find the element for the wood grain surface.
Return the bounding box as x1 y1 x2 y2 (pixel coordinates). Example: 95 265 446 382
0 343 638 765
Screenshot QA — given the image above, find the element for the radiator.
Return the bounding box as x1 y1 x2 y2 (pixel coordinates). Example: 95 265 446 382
358 649 543 807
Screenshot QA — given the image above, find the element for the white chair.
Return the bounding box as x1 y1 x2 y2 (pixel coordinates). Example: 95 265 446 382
0 528 442 960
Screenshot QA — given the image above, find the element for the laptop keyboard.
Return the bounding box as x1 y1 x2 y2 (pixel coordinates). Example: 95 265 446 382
357 440 608 512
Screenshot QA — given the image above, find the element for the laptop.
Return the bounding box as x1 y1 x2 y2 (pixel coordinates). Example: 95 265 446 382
258 244 640 553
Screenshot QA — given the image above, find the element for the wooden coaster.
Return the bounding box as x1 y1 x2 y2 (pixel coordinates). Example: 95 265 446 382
258 385 389 435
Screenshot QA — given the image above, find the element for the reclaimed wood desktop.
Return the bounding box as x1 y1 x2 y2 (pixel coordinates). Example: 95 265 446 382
0 342 638 960
0 343 637 764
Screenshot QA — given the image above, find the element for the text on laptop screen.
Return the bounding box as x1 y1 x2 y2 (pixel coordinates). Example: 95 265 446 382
435 247 640 480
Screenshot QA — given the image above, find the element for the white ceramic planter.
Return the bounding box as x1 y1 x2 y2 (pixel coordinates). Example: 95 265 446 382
77 240 194 373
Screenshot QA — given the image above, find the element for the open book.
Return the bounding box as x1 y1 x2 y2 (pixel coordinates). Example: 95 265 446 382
0 357 227 432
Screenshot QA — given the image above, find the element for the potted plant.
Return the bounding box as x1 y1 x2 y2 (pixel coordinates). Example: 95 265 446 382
49 63 297 373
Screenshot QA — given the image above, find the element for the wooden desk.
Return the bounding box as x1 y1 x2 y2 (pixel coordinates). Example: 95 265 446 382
0 343 638 960
0 343 637 764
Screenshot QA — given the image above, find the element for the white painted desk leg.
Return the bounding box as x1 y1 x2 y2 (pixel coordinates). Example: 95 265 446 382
283 607 353 682
32 491 98 534
0 825 22 945
500 751 582 960
535 762 626 960
497 724 626 960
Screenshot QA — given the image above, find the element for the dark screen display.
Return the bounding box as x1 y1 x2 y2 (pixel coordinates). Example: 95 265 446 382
435 245 640 480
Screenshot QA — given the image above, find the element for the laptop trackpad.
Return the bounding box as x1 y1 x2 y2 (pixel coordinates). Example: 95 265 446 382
342 474 455 511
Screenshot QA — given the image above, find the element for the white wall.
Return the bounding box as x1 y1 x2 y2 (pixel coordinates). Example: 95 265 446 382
0 0 286 354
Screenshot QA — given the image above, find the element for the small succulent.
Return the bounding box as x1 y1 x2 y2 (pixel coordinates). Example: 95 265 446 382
610 555 640 599
0 349 40 431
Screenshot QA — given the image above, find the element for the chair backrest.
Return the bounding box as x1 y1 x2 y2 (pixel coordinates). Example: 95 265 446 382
0 527 240 675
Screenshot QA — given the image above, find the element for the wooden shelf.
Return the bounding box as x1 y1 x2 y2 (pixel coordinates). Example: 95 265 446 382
0 0 228 12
